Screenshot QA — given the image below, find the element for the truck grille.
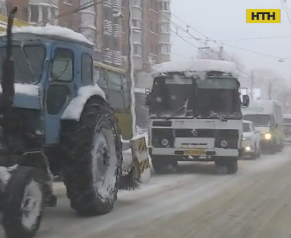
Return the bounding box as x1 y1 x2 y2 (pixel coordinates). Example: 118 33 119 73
175 129 215 138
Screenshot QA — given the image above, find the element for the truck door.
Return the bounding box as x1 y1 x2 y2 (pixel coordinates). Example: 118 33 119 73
44 46 77 144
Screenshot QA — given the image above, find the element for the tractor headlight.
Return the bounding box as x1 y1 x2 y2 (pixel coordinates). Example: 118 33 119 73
264 133 272 140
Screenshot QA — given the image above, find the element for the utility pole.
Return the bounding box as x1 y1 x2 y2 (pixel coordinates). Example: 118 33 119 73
127 0 136 136
250 70 254 100
218 46 223 60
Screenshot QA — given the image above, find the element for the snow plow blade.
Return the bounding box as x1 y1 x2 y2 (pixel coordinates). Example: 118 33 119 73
119 134 151 190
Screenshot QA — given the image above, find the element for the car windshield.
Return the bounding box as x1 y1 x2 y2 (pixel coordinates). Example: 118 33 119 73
0 45 46 84
243 123 251 132
243 114 271 127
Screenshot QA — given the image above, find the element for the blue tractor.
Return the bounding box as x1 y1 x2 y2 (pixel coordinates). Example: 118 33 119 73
0 8 140 238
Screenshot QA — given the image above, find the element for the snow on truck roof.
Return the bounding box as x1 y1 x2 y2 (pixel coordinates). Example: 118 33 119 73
1 25 93 45
243 100 282 115
152 59 238 76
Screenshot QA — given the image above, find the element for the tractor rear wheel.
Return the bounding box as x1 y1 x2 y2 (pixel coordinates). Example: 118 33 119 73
61 98 123 216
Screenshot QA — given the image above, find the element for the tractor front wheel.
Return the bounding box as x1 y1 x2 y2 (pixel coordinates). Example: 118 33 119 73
2 166 45 238
61 98 123 216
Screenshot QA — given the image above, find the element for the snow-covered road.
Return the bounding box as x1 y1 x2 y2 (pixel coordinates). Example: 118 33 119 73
1 148 291 238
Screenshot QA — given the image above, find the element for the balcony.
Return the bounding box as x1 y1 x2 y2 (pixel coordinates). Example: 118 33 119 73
103 20 112 35
113 23 121 37
112 0 121 11
103 0 112 8
104 48 113 63
113 51 122 65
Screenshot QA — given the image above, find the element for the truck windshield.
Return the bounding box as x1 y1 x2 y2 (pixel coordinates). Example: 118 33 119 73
149 75 241 119
0 45 45 84
195 77 241 118
149 76 194 118
243 114 271 127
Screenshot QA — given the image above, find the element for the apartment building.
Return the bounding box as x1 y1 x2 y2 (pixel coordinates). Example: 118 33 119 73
3 0 171 74
94 0 123 66
121 0 171 72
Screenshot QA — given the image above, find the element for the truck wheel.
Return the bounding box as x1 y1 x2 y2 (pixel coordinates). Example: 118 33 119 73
61 98 122 216
3 166 45 238
151 156 177 174
226 158 238 174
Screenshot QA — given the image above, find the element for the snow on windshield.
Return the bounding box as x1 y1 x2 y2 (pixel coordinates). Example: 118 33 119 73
12 25 93 45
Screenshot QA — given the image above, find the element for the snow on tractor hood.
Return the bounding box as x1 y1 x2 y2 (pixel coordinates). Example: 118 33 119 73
0 83 40 109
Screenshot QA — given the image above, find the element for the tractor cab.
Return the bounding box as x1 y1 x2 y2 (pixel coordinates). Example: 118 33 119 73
0 27 104 146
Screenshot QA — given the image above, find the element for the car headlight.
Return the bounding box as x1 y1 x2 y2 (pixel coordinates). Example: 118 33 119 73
245 146 251 151
264 133 272 140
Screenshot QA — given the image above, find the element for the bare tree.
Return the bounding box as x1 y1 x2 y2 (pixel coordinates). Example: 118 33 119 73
250 68 287 102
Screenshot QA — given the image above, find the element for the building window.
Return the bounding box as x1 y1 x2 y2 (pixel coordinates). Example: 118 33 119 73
160 22 170 33
159 1 170 11
132 0 141 8
132 19 142 29
0 1 6 15
30 5 39 22
22 7 29 21
133 44 142 56
159 44 171 54
51 48 74 82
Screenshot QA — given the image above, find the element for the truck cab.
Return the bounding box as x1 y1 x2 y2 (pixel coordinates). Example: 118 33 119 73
147 59 249 174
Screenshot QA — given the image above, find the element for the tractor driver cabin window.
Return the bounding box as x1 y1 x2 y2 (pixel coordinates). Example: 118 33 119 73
51 48 73 82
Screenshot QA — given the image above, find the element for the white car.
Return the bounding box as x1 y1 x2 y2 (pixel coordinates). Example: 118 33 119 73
242 120 261 159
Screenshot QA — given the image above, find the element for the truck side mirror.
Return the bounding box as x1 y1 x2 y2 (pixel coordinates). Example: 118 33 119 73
242 95 250 107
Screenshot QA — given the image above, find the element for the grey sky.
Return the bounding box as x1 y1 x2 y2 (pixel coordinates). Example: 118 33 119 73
171 0 291 81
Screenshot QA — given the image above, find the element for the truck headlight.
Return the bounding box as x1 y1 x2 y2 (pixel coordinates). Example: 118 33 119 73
264 133 272 140
161 138 169 146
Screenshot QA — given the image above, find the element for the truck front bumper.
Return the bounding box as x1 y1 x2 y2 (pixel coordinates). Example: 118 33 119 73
149 147 240 161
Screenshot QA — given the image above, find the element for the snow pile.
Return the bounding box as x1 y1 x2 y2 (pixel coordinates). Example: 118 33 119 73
0 83 39 96
12 25 93 45
62 85 105 120
152 59 238 77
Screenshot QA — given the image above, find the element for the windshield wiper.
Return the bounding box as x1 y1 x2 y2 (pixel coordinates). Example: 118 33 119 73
166 99 189 120
208 111 227 121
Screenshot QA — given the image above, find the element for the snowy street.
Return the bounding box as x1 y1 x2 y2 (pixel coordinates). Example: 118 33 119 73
1 147 291 238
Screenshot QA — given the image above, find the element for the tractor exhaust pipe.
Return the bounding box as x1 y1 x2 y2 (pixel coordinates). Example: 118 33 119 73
1 7 17 108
